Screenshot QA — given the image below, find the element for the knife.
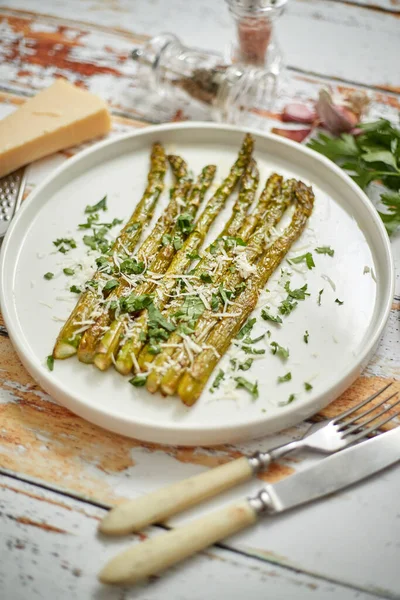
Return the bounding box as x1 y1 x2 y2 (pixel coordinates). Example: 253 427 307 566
99 426 400 585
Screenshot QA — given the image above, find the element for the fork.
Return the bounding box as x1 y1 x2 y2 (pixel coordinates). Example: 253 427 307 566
99 383 399 535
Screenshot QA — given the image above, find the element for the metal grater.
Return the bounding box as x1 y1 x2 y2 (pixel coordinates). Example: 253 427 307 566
0 168 27 238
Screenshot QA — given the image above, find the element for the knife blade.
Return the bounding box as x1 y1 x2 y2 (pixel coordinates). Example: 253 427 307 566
257 425 400 514
99 427 400 585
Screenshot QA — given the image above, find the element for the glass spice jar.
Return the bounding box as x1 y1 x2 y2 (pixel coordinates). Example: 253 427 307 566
225 0 287 69
132 33 278 127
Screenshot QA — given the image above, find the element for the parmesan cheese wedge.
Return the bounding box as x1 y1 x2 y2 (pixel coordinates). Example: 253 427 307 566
0 79 111 177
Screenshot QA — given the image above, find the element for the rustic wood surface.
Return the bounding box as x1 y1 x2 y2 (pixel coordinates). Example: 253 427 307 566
0 2 399 598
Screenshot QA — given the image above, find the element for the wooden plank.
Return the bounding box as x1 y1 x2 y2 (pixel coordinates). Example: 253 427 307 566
0 6 399 128
0 474 386 599
332 0 400 13
0 85 399 592
0 317 399 594
1 0 399 89
0 9 399 596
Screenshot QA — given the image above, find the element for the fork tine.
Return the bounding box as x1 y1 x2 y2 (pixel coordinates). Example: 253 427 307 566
343 395 400 437
340 391 399 429
333 383 393 424
345 408 400 444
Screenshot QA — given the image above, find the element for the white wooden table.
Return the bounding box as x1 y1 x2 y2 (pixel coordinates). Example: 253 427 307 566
0 1 399 598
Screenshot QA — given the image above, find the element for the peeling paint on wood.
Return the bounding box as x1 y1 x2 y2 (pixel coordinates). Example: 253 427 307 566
0 2 399 597
1 475 377 600
2 0 400 88
1 7 400 125
10 515 69 534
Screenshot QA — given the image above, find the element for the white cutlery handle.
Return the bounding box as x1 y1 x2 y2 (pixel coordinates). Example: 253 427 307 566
99 500 257 585
99 456 253 535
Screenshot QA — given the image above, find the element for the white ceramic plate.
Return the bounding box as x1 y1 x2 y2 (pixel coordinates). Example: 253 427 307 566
0 123 393 446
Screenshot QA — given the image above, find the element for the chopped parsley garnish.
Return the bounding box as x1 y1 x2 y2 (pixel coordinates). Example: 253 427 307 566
119 293 152 313
174 295 205 329
148 303 176 333
83 232 110 254
70 285 82 294
186 252 201 260
53 238 76 254
210 369 225 392
285 282 310 300
200 273 213 283
279 298 297 316
96 255 113 273
209 241 219 255
315 246 334 257
125 223 141 234
287 394 296 404
288 252 315 270
44 272 54 280
237 318 256 340
246 334 265 345
85 279 98 290
278 372 292 383
173 234 183 250
211 293 220 312
235 282 246 294
279 282 310 316
129 374 147 387
261 309 282 324
103 279 119 292
162 234 172 246
46 355 54 371
304 330 309 344
120 258 145 275
63 268 74 276
80 215 122 231
85 196 107 213
135 303 177 350
223 236 247 249
231 358 253 372
270 341 289 359
148 344 161 355
219 285 234 304
79 213 99 229
241 345 265 355
304 382 313 391
235 376 259 400
177 213 194 234
318 289 324 306
177 323 195 336
79 211 122 231
335 298 344 305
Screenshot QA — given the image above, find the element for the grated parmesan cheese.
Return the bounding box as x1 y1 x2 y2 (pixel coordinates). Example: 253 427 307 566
233 253 257 279
321 274 336 291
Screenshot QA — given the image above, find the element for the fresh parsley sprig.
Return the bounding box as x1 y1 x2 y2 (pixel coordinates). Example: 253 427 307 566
308 119 400 235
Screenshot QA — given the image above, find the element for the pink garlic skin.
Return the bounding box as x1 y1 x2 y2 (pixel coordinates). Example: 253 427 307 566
316 89 358 135
282 103 317 124
272 127 312 143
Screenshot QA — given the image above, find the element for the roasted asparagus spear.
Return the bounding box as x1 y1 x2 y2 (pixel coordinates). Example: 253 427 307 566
92 165 216 371
177 181 315 405
138 158 269 373
53 143 167 360
76 155 195 364
114 134 254 375
147 175 291 395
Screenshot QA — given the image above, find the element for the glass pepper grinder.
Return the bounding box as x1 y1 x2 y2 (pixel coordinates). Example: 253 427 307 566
225 0 287 71
131 33 278 127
